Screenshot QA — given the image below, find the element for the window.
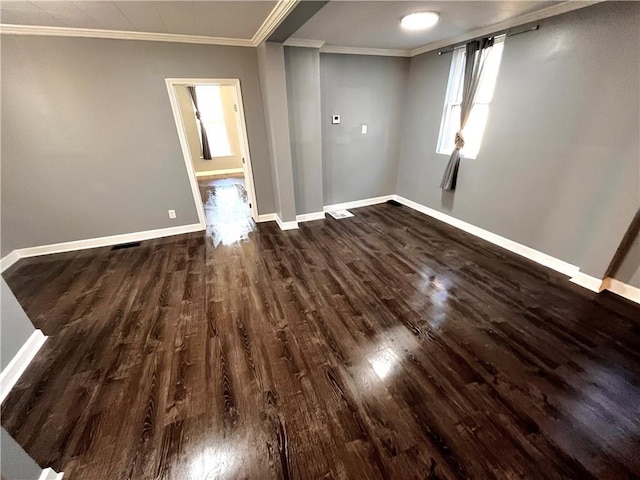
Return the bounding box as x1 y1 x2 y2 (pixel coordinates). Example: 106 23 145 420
436 35 505 159
194 86 233 158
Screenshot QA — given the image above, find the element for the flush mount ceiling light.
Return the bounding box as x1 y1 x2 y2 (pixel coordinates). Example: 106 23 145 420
401 12 439 31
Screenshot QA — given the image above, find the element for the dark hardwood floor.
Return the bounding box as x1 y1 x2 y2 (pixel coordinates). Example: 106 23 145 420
2 177 640 479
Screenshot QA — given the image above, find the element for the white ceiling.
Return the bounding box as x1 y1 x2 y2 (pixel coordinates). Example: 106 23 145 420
0 1 278 39
291 1 562 50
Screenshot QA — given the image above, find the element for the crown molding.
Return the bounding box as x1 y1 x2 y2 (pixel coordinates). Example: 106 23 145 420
252 0 300 46
283 38 326 49
320 45 411 58
410 0 603 57
0 0 601 55
0 0 300 47
0 23 254 46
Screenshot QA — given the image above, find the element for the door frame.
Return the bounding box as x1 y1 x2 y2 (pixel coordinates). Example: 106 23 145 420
165 78 259 225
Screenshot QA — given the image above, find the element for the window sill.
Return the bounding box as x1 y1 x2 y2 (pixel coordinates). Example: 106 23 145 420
436 151 477 160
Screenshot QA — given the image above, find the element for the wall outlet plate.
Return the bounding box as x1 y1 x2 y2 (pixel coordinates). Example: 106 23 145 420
332 115 340 124
361 125 368 134
168 209 176 219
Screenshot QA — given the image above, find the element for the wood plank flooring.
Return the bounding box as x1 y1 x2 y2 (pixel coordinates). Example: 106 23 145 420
2 177 640 479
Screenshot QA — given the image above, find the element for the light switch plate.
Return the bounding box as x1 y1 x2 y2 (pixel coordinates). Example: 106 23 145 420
361 125 368 134
332 115 340 124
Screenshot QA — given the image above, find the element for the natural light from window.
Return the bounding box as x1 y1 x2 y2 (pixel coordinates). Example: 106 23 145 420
437 35 505 159
194 85 233 158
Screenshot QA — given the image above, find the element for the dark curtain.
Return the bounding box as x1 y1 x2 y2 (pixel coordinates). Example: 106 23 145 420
440 37 494 191
187 86 212 160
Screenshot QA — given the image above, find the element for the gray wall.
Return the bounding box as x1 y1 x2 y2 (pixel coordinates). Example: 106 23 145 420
1 428 41 480
614 228 640 288
320 54 409 206
0 281 41 479
396 1 640 279
257 42 297 222
1 278 36 370
1 35 275 256
285 47 324 216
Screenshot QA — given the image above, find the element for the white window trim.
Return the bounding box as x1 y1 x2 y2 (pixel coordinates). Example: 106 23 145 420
436 35 505 160
436 45 465 157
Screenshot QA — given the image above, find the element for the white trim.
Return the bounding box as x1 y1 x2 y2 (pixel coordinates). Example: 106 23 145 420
252 0 300 46
228 79 260 220
322 194 639 303
0 250 21 273
602 278 640 304
39 467 64 480
17 224 204 258
569 272 606 293
0 0 300 48
0 23 253 47
284 38 326 49
0 330 47 404
276 215 299 231
393 195 581 277
320 45 411 57
296 212 326 223
410 1 603 57
323 195 395 213
392 195 640 299
256 213 278 223
195 168 244 177
0 224 204 274
255 213 298 231
0 1 599 56
165 78 260 222
165 80 208 228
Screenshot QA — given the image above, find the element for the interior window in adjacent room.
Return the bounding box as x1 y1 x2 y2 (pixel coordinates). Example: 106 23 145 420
194 85 233 158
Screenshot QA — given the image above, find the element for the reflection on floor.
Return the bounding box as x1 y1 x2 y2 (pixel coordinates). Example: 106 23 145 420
197 175 254 247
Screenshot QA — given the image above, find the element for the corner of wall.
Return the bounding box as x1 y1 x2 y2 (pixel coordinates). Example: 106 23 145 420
256 41 297 222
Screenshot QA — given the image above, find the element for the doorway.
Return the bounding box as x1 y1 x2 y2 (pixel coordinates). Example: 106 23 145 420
165 78 258 243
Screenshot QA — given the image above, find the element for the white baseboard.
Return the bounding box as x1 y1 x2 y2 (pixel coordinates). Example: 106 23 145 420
256 213 278 223
569 272 606 293
195 168 244 177
276 215 299 231
256 213 277 223
0 223 205 273
0 250 21 273
2 194 636 305
39 467 64 480
255 213 299 231
0 329 47 404
296 211 326 223
393 195 640 304
602 277 640 304
394 195 581 278
323 195 395 213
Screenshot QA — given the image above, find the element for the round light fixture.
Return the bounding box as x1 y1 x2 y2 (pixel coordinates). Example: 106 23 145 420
401 12 439 31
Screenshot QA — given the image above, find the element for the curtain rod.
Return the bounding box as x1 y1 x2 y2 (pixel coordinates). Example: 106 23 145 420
437 24 539 55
